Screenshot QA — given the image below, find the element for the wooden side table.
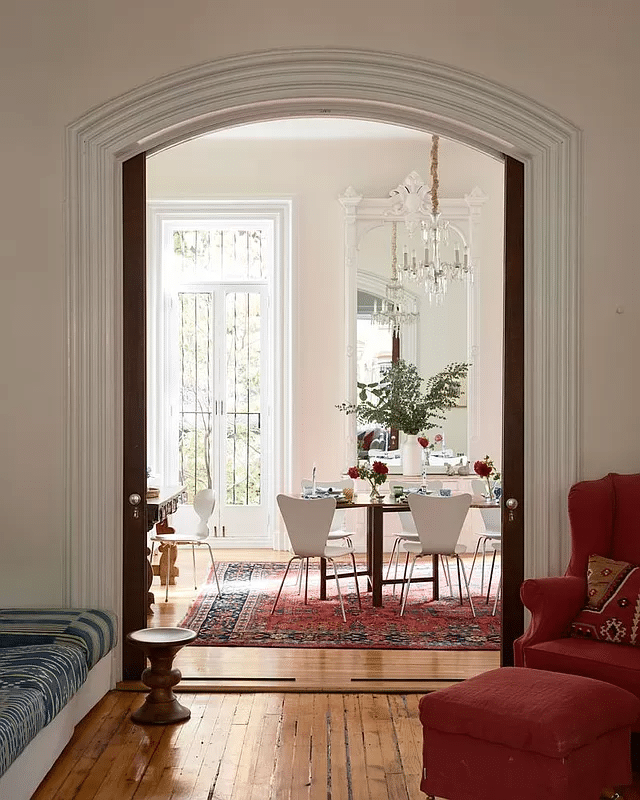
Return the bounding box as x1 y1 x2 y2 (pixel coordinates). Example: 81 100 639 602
127 626 196 724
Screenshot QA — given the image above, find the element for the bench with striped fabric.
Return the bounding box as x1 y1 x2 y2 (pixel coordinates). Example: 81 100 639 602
0 608 118 789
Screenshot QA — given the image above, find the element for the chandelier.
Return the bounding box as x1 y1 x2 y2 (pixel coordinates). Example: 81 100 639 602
393 136 471 305
371 221 418 333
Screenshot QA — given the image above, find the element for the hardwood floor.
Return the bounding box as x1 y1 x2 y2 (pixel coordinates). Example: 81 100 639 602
33 689 640 799
134 547 500 692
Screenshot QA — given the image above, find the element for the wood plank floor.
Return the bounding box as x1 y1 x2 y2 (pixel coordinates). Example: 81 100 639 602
33 689 640 799
135 548 500 692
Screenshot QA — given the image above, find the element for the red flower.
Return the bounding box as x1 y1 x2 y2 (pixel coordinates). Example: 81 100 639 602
417 436 430 448
347 466 360 479
371 461 389 475
474 460 492 478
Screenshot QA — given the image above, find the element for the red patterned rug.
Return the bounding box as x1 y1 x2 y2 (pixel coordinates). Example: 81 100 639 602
179 560 501 650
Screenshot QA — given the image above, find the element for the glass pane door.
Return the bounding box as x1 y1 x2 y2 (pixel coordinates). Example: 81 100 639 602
220 289 267 542
176 286 269 544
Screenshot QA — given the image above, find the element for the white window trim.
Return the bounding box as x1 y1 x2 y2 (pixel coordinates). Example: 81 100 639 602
147 199 293 549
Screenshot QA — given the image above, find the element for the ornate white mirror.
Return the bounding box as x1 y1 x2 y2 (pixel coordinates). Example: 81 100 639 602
340 168 487 476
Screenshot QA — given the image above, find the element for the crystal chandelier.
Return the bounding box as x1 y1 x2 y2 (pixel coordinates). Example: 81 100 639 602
400 136 471 305
371 222 418 333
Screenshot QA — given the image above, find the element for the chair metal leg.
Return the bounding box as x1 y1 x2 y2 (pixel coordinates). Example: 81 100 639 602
492 576 501 616
204 543 221 597
470 536 483 580
400 550 411 602
296 557 304 593
304 557 310 605
393 538 402 596
480 538 488 595
486 549 498 604
440 554 451 587
164 547 172 602
386 537 399 580
271 557 297 614
456 555 476 617
328 558 346 622
400 555 418 616
349 551 362 609
192 543 197 589
456 556 463 605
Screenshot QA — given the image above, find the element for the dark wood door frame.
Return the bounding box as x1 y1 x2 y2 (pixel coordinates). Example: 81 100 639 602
122 153 148 680
121 151 526 678
501 156 525 666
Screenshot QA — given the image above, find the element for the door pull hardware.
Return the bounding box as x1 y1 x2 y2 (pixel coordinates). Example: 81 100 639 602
505 497 518 522
214 525 218 537
222 525 226 537
129 493 141 519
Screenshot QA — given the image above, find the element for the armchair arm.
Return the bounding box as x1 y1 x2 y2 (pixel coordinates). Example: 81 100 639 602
513 575 587 666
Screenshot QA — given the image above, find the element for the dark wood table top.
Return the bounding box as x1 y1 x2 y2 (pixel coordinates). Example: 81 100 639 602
330 491 499 510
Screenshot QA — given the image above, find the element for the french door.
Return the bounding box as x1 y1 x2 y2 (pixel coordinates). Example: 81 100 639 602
172 283 270 544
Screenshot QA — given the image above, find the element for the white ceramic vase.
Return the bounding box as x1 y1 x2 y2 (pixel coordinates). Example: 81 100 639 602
402 435 423 476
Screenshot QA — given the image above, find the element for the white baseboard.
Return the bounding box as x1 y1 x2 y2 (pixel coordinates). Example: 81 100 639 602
0 653 113 800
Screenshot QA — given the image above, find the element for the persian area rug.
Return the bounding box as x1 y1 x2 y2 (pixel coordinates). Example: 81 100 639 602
179 561 501 650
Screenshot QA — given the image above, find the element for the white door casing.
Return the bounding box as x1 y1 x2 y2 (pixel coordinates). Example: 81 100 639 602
64 48 581 679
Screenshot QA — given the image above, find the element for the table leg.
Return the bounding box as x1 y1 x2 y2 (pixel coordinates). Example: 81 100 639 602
146 547 154 615
432 554 440 600
320 557 327 600
158 542 179 586
156 519 179 586
371 504 384 607
366 507 374 592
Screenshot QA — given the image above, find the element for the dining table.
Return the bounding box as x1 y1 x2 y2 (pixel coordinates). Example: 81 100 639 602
318 491 500 607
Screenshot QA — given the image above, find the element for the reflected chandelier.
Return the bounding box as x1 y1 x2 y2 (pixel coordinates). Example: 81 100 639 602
371 221 418 333
398 136 471 304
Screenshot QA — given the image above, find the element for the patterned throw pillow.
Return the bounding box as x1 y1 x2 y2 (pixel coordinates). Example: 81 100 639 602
569 554 640 646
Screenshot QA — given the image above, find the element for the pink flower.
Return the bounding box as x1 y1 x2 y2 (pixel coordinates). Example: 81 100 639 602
434 433 443 443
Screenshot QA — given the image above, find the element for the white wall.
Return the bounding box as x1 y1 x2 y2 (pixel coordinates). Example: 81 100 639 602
0 0 638 605
147 131 504 487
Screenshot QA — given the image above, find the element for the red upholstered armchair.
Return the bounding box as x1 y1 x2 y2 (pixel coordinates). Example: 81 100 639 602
514 472 640 730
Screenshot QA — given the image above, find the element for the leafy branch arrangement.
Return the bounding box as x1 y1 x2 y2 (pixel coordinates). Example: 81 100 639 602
337 359 469 437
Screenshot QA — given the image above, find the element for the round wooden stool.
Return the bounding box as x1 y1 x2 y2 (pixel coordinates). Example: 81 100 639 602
127 626 197 724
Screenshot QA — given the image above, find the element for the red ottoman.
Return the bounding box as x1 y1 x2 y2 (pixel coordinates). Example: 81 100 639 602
419 667 640 800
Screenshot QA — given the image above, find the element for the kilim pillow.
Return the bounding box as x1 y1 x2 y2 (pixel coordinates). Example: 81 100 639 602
569 553 640 646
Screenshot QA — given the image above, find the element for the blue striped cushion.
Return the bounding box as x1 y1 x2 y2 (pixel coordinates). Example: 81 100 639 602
0 684 47 777
0 608 117 669
0 644 88 725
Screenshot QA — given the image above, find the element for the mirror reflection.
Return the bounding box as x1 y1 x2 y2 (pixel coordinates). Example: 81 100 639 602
355 218 469 471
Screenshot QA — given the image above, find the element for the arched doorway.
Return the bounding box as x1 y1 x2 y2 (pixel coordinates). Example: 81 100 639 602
65 48 581 680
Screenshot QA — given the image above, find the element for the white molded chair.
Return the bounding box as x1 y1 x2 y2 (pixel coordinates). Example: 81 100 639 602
149 488 221 602
470 507 502 594
300 478 355 548
400 493 475 617
273 494 361 622
387 482 445 593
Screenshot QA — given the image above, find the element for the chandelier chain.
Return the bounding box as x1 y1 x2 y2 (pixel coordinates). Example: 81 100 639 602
430 135 439 215
391 221 398 280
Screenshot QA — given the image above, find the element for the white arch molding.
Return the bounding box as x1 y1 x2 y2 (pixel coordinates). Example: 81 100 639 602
64 49 581 641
